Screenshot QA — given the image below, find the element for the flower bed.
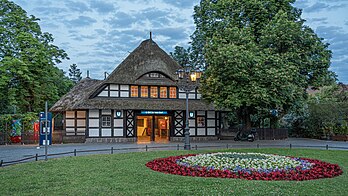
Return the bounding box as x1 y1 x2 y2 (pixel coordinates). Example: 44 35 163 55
145 152 343 181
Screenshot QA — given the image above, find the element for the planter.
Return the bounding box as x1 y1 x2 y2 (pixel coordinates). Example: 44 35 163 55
332 135 348 141
10 136 22 143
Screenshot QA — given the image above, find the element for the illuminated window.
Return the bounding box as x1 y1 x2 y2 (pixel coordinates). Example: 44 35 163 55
169 87 177 98
131 86 138 97
160 87 167 98
150 86 158 98
141 86 148 97
197 117 205 127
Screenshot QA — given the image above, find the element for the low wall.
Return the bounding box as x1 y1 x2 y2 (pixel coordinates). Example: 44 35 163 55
170 136 218 142
219 128 288 140
85 138 137 143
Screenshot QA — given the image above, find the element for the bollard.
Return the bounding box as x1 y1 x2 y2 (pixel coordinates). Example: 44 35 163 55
0 160 3 167
74 149 77 156
326 145 328 150
177 144 179 150
35 154 38 161
111 147 114 154
290 144 292 149
146 145 148 152
195 145 198 150
226 144 228 149
257 144 259 149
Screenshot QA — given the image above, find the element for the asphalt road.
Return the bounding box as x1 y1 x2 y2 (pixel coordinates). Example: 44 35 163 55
0 138 347 166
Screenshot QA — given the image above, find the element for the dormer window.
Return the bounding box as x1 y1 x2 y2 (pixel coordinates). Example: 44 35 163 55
148 72 165 78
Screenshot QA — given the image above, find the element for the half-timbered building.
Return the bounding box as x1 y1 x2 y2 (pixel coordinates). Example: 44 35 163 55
51 39 221 143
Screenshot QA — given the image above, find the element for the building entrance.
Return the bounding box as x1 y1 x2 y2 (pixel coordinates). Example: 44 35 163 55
136 115 170 143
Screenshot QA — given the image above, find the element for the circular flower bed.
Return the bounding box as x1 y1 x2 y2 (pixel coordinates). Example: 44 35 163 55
145 152 343 181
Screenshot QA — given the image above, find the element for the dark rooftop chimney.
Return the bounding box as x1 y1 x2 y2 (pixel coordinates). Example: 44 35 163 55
150 31 152 40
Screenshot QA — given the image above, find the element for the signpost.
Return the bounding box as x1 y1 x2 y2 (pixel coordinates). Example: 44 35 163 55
39 102 52 161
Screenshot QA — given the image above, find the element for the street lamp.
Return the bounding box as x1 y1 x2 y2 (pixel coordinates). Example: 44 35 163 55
176 64 202 150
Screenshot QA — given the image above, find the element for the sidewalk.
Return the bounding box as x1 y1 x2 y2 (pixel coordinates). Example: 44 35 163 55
1 138 347 164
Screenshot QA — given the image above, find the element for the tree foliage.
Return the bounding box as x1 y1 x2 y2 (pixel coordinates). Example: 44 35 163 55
0 0 73 114
192 0 335 129
69 63 82 84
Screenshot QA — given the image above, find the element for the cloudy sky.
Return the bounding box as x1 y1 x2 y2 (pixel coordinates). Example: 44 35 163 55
11 0 348 83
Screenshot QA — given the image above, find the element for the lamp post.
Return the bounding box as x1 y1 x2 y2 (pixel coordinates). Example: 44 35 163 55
176 65 202 150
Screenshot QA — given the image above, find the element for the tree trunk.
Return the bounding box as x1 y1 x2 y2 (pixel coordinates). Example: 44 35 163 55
243 106 252 131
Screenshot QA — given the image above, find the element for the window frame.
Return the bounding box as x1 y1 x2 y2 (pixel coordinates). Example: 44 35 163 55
169 87 177 98
160 87 167 98
101 116 111 127
130 86 138 97
150 86 158 98
140 86 148 98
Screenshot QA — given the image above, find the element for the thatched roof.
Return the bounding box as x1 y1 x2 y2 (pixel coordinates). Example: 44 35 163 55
66 98 215 111
50 78 102 112
50 39 217 112
104 39 182 86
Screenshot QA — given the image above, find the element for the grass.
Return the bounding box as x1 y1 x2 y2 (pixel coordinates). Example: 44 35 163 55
0 148 347 195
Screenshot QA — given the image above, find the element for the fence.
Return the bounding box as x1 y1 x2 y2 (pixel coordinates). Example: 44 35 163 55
1 143 347 167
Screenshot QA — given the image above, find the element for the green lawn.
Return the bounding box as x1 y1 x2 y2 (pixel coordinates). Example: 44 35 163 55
0 149 347 195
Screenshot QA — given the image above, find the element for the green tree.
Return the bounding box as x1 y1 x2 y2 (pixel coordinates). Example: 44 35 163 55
192 0 335 130
69 63 82 84
170 46 190 66
0 0 72 113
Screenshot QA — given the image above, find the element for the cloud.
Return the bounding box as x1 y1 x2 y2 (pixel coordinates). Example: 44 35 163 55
105 12 137 28
65 16 97 27
32 6 68 15
161 0 197 8
89 0 116 14
64 1 91 13
308 17 328 24
305 2 329 12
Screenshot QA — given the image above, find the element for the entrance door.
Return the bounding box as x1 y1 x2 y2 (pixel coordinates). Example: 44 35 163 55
136 115 170 142
136 116 153 143
154 116 170 142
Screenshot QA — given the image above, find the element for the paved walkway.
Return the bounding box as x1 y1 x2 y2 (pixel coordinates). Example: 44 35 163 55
0 138 347 166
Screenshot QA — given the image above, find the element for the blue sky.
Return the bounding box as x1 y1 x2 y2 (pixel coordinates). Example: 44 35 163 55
11 0 348 83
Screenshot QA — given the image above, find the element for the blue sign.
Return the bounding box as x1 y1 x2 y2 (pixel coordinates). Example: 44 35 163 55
39 112 52 146
141 111 168 115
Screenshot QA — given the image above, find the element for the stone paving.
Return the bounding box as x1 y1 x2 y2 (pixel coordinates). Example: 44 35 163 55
0 138 347 166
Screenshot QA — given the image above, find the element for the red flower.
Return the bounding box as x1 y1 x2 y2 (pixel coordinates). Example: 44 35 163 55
145 154 343 181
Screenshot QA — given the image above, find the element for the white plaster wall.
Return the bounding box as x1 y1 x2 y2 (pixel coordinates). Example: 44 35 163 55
66 128 75 136
66 111 75 118
120 91 129 97
114 119 123 127
114 129 123 136
110 84 118 90
197 128 205 135
77 119 86 127
189 129 195 136
110 91 118 97
179 93 186 99
102 129 112 136
120 85 129 90
89 110 99 118
207 128 215 135
197 111 205 116
76 128 85 135
207 120 215 127
98 91 108 97
207 111 215 118
89 119 99 127
102 110 111 115
66 119 75 127
89 129 99 137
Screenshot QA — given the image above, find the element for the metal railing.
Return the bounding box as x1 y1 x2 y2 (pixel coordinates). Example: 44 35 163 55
1 143 347 167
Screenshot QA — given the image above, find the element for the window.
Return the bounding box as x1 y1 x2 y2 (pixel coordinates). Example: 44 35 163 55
160 87 167 98
148 72 165 78
150 86 158 98
131 86 138 97
197 117 205 127
102 116 111 127
169 87 177 98
141 86 148 97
